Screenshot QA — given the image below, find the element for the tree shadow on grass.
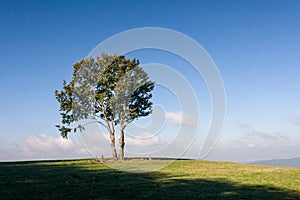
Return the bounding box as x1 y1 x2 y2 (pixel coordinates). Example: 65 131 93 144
0 160 299 199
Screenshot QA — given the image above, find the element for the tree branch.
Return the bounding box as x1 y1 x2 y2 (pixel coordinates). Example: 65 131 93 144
95 100 113 134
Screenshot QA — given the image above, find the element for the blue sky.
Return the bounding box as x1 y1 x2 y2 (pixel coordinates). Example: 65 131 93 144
0 0 300 162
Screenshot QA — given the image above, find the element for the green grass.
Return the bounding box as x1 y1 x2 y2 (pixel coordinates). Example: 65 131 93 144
0 159 299 199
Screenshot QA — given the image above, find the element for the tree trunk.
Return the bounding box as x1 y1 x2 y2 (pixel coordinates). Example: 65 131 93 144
110 132 117 160
118 126 125 161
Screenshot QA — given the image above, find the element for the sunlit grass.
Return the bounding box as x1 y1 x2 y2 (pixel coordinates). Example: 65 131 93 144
0 159 299 199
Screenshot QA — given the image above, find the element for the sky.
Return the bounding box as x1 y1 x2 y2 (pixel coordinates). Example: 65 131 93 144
0 0 300 162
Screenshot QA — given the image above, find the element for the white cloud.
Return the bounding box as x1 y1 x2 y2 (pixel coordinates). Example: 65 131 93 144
287 116 300 126
165 112 198 126
247 130 289 140
68 131 167 158
205 142 300 163
235 120 250 128
126 132 161 146
0 134 89 161
248 130 278 140
274 132 289 140
247 143 256 148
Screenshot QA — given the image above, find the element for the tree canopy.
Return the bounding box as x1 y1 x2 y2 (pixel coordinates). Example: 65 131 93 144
55 53 155 160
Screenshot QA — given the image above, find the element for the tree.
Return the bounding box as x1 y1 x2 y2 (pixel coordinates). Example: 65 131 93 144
55 53 154 160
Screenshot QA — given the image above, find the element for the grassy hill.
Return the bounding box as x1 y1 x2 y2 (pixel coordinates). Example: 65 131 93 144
0 159 299 199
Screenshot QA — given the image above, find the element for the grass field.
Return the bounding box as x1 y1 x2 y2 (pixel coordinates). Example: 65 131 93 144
0 159 299 199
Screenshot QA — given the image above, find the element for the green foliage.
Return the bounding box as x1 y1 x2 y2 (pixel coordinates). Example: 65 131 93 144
55 53 154 140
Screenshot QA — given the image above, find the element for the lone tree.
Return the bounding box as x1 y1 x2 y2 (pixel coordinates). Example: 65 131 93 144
55 53 154 160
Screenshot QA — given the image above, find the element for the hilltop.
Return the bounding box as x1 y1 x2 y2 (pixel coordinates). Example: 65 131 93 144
0 159 299 199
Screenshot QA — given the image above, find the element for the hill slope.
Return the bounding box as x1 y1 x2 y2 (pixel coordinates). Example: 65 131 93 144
251 157 300 168
0 159 299 199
